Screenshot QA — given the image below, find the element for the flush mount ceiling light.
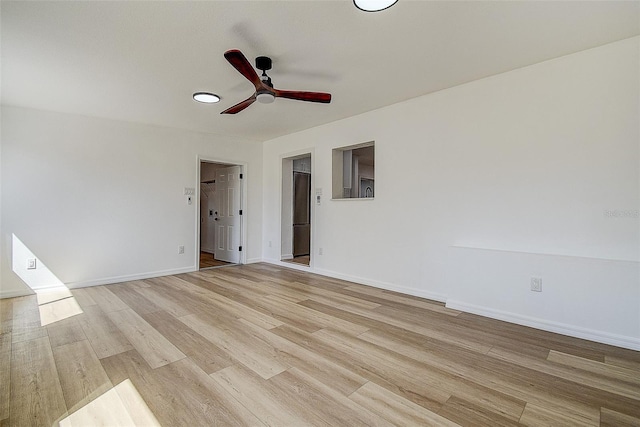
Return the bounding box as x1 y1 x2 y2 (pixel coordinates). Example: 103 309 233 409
192 92 220 103
353 0 398 12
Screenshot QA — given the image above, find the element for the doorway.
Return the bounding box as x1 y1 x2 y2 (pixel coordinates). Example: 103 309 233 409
199 160 243 270
281 154 311 266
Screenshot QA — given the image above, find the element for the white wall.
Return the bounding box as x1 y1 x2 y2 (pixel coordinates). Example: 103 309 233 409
1 106 263 297
293 157 311 173
200 162 219 182
262 37 640 349
359 163 374 181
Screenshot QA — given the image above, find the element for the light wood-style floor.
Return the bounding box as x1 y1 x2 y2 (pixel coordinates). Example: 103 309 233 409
1 263 640 426
199 251 233 269
283 255 311 266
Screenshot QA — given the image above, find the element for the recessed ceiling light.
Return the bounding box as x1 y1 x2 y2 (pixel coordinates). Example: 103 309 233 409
193 92 220 103
353 0 398 12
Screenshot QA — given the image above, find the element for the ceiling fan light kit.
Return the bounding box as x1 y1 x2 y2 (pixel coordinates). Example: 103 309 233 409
257 92 276 104
192 92 220 103
353 0 398 12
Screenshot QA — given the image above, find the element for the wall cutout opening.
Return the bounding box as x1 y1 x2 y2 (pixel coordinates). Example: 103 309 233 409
332 142 375 199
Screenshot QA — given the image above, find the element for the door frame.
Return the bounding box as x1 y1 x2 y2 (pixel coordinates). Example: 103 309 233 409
279 148 315 268
195 156 248 270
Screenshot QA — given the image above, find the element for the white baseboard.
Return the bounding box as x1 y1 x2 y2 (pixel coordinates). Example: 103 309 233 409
262 259 640 351
65 266 197 289
0 266 197 299
265 259 311 272
0 289 34 299
262 259 447 303
446 299 640 351
313 267 448 303
10 257 632 351
281 254 294 260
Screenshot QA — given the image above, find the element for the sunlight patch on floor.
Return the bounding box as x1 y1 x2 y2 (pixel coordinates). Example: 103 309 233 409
37 291 84 326
59 379 161 427
35 286 74 305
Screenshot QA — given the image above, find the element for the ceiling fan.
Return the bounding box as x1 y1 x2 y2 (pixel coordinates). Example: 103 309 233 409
221 49 332 114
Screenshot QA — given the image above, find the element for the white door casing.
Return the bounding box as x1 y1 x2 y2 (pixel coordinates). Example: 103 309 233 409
214 165 242 263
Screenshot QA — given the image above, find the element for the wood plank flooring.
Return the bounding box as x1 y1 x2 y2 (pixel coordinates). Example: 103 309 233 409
283 255 311 266
1 263 639 426
199 251 233 269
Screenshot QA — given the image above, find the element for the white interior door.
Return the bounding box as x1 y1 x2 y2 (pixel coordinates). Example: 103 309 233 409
214 166 242 263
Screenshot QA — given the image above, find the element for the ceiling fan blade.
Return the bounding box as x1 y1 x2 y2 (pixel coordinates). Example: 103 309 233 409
224 49 262 89
274 89 331 103
220 94 257 114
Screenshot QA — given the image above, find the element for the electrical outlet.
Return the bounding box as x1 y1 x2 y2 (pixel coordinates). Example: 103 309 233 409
178 245 185 254
319 247 323 255
530 277 542 292
27 258 37 270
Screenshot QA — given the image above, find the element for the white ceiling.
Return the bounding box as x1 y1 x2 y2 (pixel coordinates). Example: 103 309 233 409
2 1 639 143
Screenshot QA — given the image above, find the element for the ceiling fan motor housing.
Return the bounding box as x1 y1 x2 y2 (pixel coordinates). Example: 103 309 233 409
255 56 272 71
256 56 274 87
